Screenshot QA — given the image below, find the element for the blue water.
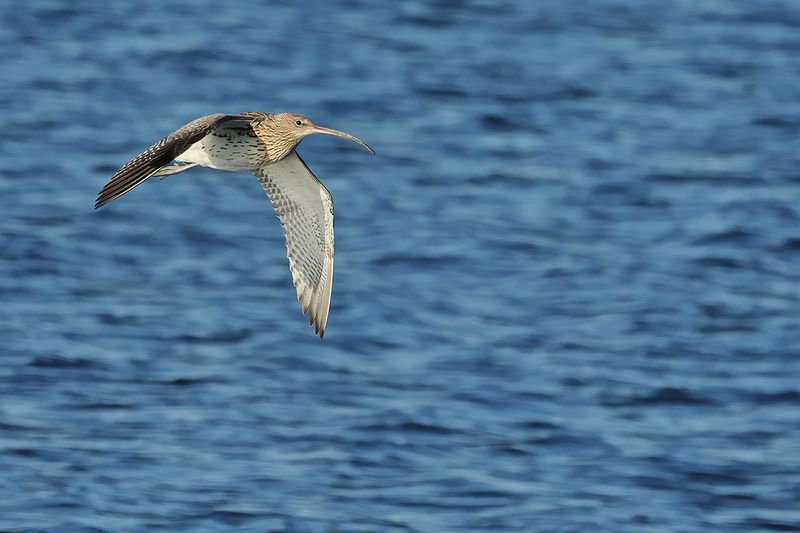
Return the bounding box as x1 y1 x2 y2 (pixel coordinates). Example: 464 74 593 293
1 1 799 531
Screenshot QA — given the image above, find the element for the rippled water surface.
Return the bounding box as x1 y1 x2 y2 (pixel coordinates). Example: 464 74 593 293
1 1 799 531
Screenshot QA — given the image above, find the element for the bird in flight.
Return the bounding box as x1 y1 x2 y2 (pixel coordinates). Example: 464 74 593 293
95 112 374 338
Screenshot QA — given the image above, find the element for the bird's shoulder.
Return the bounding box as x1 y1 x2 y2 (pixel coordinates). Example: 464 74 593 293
164 112 268 143
235 111 271 122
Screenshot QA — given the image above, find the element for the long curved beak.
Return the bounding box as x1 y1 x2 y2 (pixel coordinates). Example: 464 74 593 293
311 125 375 154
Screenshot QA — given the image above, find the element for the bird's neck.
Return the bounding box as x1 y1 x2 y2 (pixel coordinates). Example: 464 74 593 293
254 120 300 162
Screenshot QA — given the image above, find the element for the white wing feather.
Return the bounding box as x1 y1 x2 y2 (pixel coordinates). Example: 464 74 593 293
253 151 335 338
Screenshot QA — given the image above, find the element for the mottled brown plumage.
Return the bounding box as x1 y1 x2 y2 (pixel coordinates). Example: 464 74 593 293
95 112 374 337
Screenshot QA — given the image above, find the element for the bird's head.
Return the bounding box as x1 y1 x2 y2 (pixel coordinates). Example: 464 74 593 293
263 113 375 161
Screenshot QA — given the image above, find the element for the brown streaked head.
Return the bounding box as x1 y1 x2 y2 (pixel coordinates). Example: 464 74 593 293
260 113 375 161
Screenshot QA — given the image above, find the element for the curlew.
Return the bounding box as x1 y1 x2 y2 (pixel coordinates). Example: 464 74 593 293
95 112 374 338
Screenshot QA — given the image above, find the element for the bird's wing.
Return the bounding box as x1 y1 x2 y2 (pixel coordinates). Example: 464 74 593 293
253 151 335 338
95 113 252 208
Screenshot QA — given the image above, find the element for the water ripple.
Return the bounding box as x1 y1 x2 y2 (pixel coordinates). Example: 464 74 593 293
1 1 798 532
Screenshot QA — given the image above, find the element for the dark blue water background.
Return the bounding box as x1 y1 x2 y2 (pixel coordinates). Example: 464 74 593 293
1 1 799 531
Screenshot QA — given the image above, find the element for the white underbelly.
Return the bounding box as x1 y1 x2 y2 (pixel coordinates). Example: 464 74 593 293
177 129 265 170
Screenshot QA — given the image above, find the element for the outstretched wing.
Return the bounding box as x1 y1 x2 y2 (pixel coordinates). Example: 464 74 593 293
253 151 335 338
95 113 249 208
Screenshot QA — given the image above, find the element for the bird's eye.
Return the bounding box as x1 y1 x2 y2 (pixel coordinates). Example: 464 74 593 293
296 120 303 126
